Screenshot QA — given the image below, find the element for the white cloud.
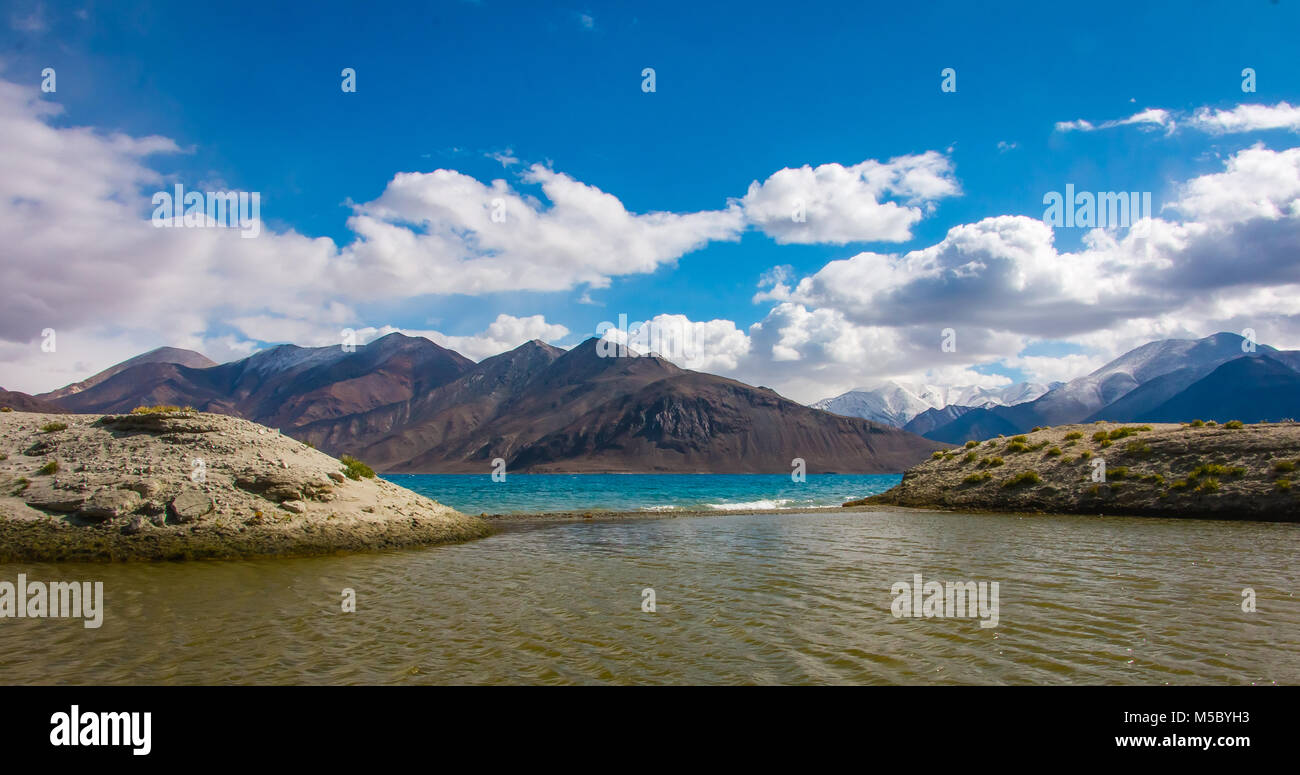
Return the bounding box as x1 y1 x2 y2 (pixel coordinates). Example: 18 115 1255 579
423 313 569 361
1057 102 1300 137
1056 108 1173 133
737 152 959 244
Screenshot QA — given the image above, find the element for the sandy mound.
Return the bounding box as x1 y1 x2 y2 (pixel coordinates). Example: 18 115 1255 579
0 410 490 561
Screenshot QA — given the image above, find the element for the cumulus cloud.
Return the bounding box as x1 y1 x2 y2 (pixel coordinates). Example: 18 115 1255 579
737 152 960 244
734 143 1300 399
423 313 569 361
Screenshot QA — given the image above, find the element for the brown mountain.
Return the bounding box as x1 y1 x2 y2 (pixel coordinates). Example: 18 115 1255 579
52 333 476 429
37 346 217 401
45 336 943 473
0 388 68 413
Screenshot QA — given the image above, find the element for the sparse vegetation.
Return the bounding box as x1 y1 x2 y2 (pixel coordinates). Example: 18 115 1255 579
1006 441 1030 453
131 404 194 415
340 455 376 480
1098 439 1113 448
964 440 978 449
1079 450 1093 460
962 471 993 485
1064 431 1083 441
1001 470 1042 489
39 422 67 433
1107 466 1130 480
1224 420 1244 429
962 451 978 464
1124 440 1152 456
37 460 58 475
979 456 1005 468
931 451 945 460
0 407 12 412
1196 477 1221 493
1046 446 1062 457
1273 460 1296 474
1011 435 1028 444
1188 419 1205 427
1277 478 1292 492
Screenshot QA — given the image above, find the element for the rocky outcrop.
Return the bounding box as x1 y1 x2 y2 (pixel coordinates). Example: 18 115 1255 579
0 410 490 561
860 421 1300 521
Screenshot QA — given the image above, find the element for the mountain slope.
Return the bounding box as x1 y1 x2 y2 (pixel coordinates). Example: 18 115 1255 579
0 389 69 413
1136 356 1300 423
38 346 216 401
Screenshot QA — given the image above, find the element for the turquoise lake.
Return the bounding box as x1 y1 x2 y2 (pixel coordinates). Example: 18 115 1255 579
382 473 902 514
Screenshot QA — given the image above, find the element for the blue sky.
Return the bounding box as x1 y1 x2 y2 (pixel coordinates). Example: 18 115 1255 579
3 0 1300 401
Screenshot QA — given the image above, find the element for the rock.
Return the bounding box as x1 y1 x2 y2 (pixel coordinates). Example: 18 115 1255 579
281 500 306 514
327 471 345 483
122 515 149 535
124 478 163 498
23 483 87 513
169 486 214 523
79 489 142 521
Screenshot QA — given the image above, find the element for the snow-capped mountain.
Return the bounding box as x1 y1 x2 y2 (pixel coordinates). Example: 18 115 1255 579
811 380 1055 427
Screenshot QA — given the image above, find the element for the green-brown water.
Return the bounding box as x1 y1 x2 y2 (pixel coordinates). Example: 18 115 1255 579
1 509 1296 684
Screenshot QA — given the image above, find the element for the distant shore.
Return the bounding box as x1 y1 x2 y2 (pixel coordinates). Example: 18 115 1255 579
860 421 1300 522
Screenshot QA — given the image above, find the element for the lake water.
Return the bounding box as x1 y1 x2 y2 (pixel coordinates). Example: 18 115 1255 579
1 505 1296 685
383 473 901 513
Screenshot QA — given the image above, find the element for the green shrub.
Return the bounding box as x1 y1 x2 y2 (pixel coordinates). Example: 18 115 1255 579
1188 419 1205 428
1169 478 1191 491
1206 420 1217 426
1001 470 1042 489
1109 482 1123 492
1277 478 1292 492
39 422 67 433
1079 450 1093 460
1011 435 1028 444
1108 466 1130 480
340 455 376 480
130 404 195 415
1189 463 1244 479
1223 420 1244 429
1196 477 1220 493
36 460 58 475
931 451 945 460
1273 460 1296 474
962 472 993 485
0 407 12 412
1064 431 1083 440
1124 440 1152 456
1142 473 1166 486
962 451 977 464
1098 439 1113 448
979 456 1005 468
1046 446 1062 457
1005 441 1030 453
1091 431 1108 442
964 440 978 449
0 452 6 461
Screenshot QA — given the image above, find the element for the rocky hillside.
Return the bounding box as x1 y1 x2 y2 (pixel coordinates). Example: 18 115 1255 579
0 410 489 561
861 421 1300 521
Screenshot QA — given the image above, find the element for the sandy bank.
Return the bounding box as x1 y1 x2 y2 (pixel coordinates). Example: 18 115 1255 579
0 410 490 561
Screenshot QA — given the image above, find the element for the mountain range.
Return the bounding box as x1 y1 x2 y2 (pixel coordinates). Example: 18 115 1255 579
8 334 943 474
816 332 1300 443
812 380 1057 428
